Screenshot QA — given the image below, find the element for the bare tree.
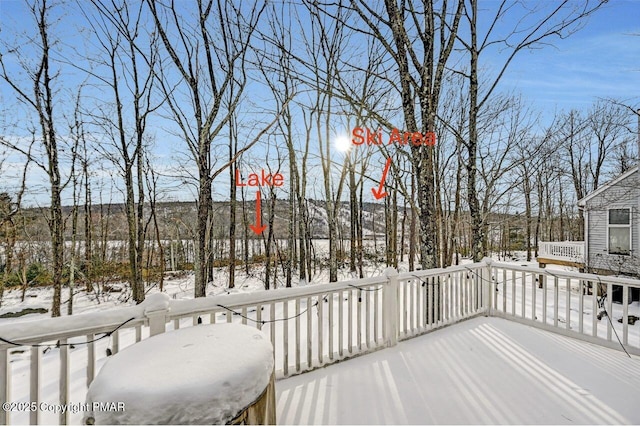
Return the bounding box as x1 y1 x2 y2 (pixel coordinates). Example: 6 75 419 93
148 0 284 296
607 99 640 171
0 0 67 316
346 0 464 269
512 121 556 260
227 112 240 289
64 89 87 315
0 160 30 307
554 109 590 237
257 3 307 286
461 0 603 261
302 3 352 282
82 0 161 303
587 100 631 190
144 154 164 291
80 115 94 292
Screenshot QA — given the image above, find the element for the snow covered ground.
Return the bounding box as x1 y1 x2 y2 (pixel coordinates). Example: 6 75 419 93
0 239 392 323
277 316 640 424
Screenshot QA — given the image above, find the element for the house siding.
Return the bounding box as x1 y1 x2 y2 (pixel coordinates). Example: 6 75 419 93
584 169 639 276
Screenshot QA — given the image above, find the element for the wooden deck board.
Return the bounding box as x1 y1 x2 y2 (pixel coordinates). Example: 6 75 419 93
537 257 584 269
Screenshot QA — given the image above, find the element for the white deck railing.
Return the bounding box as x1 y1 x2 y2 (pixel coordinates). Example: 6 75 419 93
487 260 640 356
3 259 640 425
538 241 585 263
0 262 489 425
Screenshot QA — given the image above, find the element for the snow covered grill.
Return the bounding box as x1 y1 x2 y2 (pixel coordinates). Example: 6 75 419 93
84 323 275 425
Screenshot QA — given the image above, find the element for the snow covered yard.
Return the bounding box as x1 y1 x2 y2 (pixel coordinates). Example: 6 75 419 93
277 316 640 425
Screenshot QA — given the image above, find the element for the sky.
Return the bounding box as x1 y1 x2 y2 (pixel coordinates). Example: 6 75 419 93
501 0 640 114
0 0 639 207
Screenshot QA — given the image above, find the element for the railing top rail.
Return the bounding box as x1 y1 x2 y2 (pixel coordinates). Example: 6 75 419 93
488 259 640 288
0 275 391 347
168 275 388 318
0 302 153 349
396 261 486 283
539 241 585 246
6 258 635 351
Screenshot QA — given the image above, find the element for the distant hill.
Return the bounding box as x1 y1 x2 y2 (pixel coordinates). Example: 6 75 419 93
18 199 395 241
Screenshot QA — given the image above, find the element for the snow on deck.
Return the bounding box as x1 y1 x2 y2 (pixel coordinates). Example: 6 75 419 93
276 316 640 424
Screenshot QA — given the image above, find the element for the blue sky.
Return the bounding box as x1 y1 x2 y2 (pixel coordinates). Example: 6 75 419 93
1 0 638 111
1 0 639 206
501 0 640 116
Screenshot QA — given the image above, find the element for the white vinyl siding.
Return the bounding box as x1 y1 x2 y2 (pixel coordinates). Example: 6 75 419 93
584 169 639 274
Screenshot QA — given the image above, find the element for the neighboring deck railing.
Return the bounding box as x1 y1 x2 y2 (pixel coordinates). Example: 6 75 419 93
2 259 640 425
538 241 585 263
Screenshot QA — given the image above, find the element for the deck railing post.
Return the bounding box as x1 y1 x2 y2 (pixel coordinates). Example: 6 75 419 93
482 258 493 316
1 348 10 426
143 293 171 336
383 267 399 347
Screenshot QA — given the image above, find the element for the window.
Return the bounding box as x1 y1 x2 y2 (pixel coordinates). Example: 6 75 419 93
608 208 631 255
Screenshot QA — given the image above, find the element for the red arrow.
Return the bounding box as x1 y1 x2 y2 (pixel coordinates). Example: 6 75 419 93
372 157 392 200
249 191 267 235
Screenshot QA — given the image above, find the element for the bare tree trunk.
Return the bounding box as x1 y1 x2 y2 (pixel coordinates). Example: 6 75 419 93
347 0 463 269
241 184 250 275
523 169 532 261
68 188 78 316
535 171 543 257
357 165 365 278
146 158 164 292
148 0 271 296
82 136 93 292
0 0 66 316
467 0 483 262
349 162 357 274
300 114 313 283
463 0 602 261
558 175 565 240
67 97 84 315
545 172 553 241
408 173 416 271
228 117 238 289
135 136 145 302
0 161 29 307
452 145 463 266
384 188 392 267
391 186 398 268
400 194 407 264
263 174 279 290
88 0 160 303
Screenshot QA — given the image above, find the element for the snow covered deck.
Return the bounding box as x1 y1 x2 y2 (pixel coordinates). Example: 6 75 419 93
2 259 640 425
277 316 640 424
